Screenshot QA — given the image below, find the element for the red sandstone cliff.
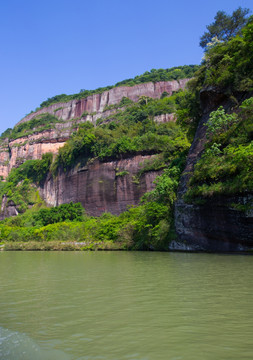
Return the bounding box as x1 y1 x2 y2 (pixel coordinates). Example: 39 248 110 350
41 155 162 216
0 80 186 217
0 80 188 180
17 79 188 125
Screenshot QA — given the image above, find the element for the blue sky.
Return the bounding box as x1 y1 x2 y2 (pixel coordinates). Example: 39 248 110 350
0 0 252 135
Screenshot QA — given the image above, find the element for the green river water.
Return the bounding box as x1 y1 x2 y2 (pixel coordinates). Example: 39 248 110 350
0 251 252 360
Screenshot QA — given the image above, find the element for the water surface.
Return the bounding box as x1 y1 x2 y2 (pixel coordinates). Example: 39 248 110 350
0 251 252 359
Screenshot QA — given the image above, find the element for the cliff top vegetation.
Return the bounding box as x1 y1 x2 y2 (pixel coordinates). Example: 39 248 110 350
38 65 199 109
200 6 250 49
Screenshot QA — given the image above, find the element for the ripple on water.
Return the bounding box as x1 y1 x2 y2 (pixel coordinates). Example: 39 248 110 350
0 252 253 360
0 327 70 360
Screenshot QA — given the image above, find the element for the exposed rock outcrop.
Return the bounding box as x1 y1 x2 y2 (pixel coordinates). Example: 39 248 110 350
0 140 10 180
17 79 188 125
40 155 161 216
0 80 187 180
0 196 18 220
0 78 252 252
173 195 253 252
154 113 176 123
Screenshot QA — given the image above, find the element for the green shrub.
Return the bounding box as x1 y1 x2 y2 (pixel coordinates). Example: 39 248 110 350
185 98 253 201
52 96 190 171
195 16 253 92
9 114 60 140
0 153 53 213
205 106 238 137
33 202 84 226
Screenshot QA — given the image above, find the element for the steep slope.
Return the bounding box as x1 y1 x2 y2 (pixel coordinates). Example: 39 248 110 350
173 89 253 252
41 155 161 216
0 77 190 219
172 13 253 251
18 80 188 125
0 80 188 181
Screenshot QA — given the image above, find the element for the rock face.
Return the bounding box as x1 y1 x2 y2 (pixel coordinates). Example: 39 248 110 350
41 155 161 216
1 80 184 220
17 79 188 125
9 134 67 169
0 196 18 220
173 89 253 252
154 113 176 123
0 130 69 180
0 78 252 251
0 80 187 180
0 140 10 180
173 195 253 252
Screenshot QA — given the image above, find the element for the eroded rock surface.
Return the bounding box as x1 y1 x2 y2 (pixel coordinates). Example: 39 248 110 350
0 80 187 180
0 196 18 221
17 80 188 125
41 155 161 216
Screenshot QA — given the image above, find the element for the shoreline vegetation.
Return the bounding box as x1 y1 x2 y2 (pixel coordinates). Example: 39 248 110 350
1 242 253 253
0 241 129 251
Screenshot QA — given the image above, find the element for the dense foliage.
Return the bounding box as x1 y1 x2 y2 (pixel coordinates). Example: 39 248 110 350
181 15 253 203
0 158 184 250
0 128 12 139
39 65 199 108
196 15 253 92
33 202 84 226
1 113 61 141
200 7 250 49
114 65 199 87
0 153 53 213
185 98 253 201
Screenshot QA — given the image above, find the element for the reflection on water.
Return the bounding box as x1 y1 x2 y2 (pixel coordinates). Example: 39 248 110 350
0 251 253 360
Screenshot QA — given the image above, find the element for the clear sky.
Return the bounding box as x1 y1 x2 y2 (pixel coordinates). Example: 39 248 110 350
0 0 252 135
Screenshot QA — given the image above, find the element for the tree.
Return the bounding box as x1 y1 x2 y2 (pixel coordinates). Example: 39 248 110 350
205 107 238 137
200 7 250 50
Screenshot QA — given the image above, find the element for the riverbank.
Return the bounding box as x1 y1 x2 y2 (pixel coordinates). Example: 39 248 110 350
0 240 129 251
2 241 253 254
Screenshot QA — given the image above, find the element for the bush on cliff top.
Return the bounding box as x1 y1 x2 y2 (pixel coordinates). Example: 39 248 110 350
195 15 253 92
5 113 61 141
199 7 250 50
